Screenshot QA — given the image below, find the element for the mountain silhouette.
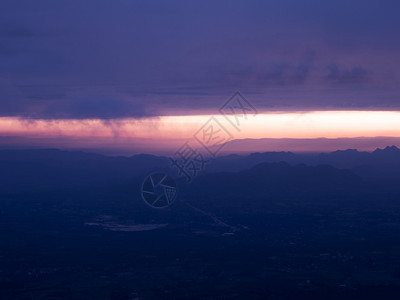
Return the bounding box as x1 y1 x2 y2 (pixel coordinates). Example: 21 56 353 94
2 146 400 194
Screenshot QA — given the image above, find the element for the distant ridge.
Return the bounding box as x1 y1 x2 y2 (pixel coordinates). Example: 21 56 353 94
2 146 400 187
2 136 400 156
216 137 400 154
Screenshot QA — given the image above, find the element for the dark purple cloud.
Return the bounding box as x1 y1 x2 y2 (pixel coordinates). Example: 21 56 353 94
0 0 400 118
325 64 371 85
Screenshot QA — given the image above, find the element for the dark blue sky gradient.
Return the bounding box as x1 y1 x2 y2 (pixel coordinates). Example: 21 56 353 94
1 0 400 118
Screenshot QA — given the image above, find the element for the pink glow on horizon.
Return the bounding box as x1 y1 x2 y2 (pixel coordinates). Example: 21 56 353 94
1 111 400 141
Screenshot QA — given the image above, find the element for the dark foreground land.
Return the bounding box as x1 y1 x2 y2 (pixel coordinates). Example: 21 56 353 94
2 149 400 299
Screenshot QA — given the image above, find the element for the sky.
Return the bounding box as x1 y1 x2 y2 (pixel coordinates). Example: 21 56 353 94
1 0 400 154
